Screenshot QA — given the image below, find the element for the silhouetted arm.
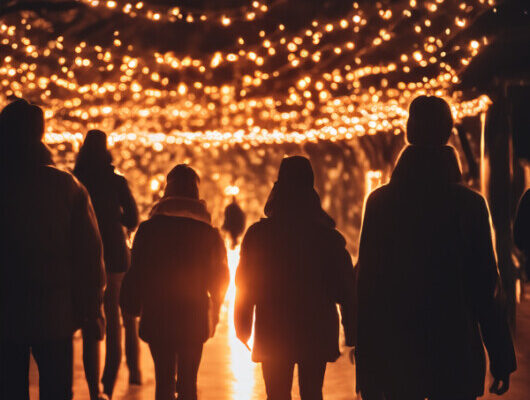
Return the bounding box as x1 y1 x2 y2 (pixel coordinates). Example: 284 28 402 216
330 231 356 346
71 183 106 326
208 231 230 324
355 194 379 348
514 189 530 253
472 198 516 380
234 228 256 344
117 175 139 230
120 224 147 316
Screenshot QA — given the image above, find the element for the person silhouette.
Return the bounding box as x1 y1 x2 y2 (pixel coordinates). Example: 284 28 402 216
514 189 530 278
74 130 141 399
222 197 246 249
235 156 356 400
355 95 516 400
0 99 105 400
120 164 229 400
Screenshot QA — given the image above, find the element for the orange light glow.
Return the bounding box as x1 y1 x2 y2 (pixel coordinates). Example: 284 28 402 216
225 241 257 398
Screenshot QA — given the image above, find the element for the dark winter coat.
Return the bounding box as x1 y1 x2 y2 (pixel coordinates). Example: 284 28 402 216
235 216 356 363
356 145 516 398
120 197 229 345
1 145 105 343
514 188 530 277
74 165 138 273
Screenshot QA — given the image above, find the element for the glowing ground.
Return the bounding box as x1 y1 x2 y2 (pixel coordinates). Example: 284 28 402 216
28 247 530 400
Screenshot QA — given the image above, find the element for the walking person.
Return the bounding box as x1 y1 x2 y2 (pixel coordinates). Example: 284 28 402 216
222 197 246 249
0 99 105 400
514 188 530 279
355 95 516 400
235 156 356 400
74 130 141 399
120 164 229 400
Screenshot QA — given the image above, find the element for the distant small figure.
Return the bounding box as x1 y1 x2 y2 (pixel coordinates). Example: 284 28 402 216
0 99 105 400
235 156 356 400
222 197 246 249
74 130 141 399
355 95 516 400
120 164 229 400
514 189 530 278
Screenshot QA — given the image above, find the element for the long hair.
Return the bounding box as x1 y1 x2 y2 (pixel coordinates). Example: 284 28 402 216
74 130 112 177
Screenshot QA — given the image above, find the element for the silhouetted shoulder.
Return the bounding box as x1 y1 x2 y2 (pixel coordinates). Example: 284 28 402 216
113 171 129 185
363 184 392 210
135 219 150 235
451 183 489 211
245 219 269 237
326 228 348 248
41 165 87 194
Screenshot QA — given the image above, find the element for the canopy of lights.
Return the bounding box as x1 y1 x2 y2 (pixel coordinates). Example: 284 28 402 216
1 0 493 146
0 0 494 251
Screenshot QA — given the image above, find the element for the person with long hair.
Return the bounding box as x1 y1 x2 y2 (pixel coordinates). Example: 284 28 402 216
120 164 229 400
235 156 356 400
74 130 141 399
0 99 105 400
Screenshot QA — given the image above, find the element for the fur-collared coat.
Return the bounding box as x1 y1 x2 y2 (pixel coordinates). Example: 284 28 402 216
120 196 229 345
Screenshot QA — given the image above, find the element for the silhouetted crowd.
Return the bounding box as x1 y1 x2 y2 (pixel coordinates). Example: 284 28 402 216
0 96 519 400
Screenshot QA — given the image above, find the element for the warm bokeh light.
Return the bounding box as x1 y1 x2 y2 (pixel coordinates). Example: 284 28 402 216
365 170 383 197
1 1 494 144
225 241 257 399
225 185 241 196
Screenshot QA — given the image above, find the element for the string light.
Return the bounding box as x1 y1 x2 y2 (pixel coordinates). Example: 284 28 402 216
78 0 272 25
0 1 494 146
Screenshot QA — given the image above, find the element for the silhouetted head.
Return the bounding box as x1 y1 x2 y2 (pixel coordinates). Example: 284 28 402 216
406 95 453 147
277 156 315 189
165 164 200 199
74 130 112 175
0 98 44 145
265 156 335 227
82 129 108 154
0 99 51 174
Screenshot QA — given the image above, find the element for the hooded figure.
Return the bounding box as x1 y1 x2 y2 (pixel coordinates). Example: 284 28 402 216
121 164 229 400
235 156 355 400
355 96 516 400
74 130 141 398
513 189 530 278
0 99 105 400
222 197 247 249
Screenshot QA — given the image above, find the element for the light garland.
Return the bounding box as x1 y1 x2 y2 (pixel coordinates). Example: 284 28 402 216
78 0 272 25
1 0 496 145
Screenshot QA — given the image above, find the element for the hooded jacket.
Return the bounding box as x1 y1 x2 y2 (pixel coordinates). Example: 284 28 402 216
355 145 516 398
235 175 355 362
120 196 229 345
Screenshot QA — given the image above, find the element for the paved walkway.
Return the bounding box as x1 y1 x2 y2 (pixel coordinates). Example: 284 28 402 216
29 249 530 399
